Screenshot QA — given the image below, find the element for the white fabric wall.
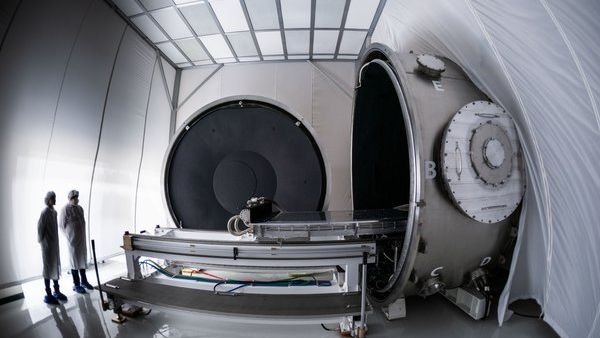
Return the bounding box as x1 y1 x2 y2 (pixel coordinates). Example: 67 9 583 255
176 61 355 211
373 1 600 338
0 0 175 286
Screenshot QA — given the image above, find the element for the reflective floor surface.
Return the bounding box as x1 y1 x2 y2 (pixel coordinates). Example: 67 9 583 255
0 258 558 338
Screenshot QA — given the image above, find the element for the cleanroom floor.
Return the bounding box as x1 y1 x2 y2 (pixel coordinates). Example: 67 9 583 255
1 257 558 338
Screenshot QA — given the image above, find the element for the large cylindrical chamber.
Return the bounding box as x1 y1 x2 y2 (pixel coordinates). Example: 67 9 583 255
352 44 524 302
163 98 327 230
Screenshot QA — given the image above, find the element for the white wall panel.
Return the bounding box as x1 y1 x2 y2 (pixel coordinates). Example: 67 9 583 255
135 59 172 233
310 62 354 210
44 0 126 271
176 61 355 212
0 0 93 285
89 28 156 259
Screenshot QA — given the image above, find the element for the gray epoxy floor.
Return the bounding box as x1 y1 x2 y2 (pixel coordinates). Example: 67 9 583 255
1 259 558 338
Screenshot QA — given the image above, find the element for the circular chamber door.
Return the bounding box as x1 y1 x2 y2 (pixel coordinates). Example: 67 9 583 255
440 101 525 223
164 100 327 230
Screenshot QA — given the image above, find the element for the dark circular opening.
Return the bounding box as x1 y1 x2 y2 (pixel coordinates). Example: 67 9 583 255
213 151 277 214
165 100 326 230
352 61 410 210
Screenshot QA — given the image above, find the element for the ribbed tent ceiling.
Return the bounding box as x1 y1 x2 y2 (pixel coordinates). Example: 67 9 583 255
110 0 385 67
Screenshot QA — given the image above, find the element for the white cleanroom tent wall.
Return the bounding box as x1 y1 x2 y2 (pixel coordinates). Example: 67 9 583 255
176 61 355 211
0 0 175 287
373 1 600 337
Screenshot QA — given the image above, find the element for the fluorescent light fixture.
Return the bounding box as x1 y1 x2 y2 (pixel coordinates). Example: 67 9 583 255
263 55 285 61
281 0 311 29
255 31 283 55
338 30 367 54
245 0 280 30
238 56 261 62
112 0 143 16
139 0 173 11
337 54 358 60
315 0 345 28
288 54 309 59
194 60 215 66
179 2 221 36
177 62 193 67
131 15 168 42
157 42 188 63
150 7 193 39
173 0 198 4
227 31 258 57
209 0 249 32
175 38 210 61
215 57 237 63
312 54 334 59
312 30 339 54
345 0 379 29
200 34 234 59
284 30 309 54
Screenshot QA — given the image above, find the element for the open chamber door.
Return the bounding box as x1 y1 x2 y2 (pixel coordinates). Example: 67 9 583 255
351 44 525 304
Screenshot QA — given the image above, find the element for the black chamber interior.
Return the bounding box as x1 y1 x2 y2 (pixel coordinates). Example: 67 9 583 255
166 101 326 230
353 61 410 210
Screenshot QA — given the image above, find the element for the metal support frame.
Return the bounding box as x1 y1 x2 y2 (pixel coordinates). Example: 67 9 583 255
108 0 382 68
170 68 181 139
357 0 387 58
205 1 239 62
177 63 223 110
239 0 264 61
333 0 351 59
132 0 194 65
309 0 316 59
171 1 216 64
123 230 376 293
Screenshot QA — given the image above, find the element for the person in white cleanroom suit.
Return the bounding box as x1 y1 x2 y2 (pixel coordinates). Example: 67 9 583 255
60 190 93 293
38 191 67 305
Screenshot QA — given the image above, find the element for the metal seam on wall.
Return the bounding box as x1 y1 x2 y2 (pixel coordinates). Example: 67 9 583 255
86 25 128 262
158 55 173 108
133 56 158 234
0 0 23 52
307 60 352 99
42 0 95 185
170 69 182 139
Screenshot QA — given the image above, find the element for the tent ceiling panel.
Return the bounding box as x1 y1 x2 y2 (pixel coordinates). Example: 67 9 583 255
256 30 283 55
245 0 280 30
111 0 384 67
209 0 249 33
227 31 258 57
157 41 188 63
140 0 173 11
315 0 345 28
113 0 144 16
200 34 234 59
345 0 379 29
175 38 210 61
338 30 367 54
313 30 339 54
150 7 193 39
285 30 310 54
131 14 168 42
